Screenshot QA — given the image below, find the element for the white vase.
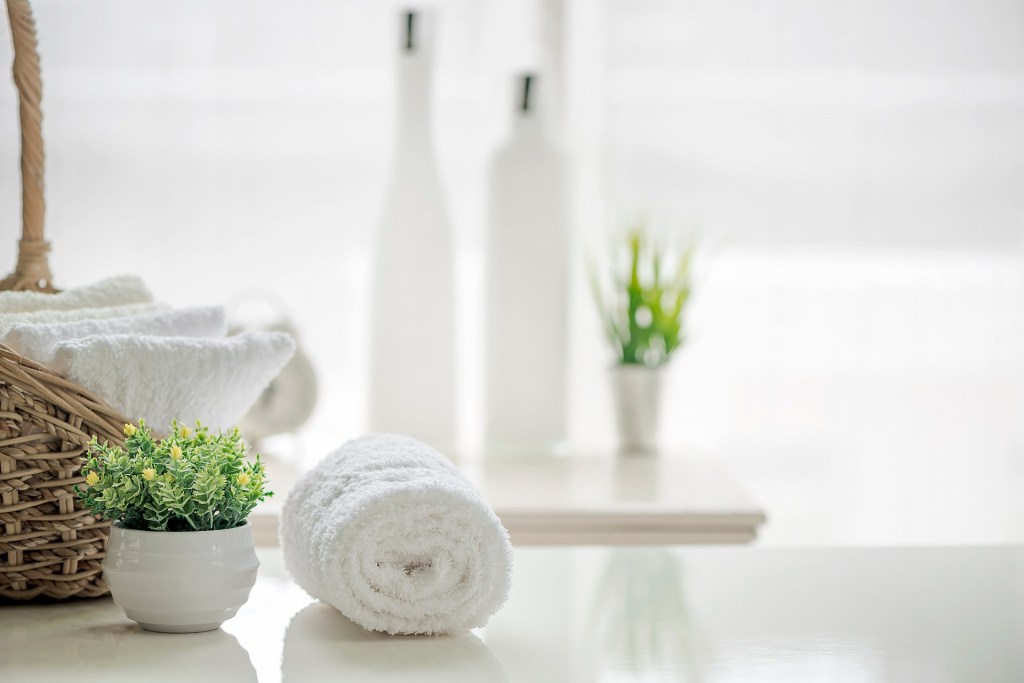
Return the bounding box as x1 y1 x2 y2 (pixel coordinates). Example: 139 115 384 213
483 73 570 455
102 522 260 633
368 9 457 450
610 365 664 454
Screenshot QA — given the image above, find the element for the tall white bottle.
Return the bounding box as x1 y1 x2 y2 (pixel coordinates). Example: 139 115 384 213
368 10 456 450
484 74 570 455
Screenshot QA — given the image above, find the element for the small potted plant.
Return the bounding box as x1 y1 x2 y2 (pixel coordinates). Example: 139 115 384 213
76 420 272 633
590 225 694 453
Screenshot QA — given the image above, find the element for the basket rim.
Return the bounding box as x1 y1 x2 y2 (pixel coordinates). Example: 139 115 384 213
0 341 131 445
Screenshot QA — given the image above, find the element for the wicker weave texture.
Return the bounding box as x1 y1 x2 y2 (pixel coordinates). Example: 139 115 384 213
0 346 128 599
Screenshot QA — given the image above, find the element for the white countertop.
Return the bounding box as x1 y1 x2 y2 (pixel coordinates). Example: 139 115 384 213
3 545 1022 682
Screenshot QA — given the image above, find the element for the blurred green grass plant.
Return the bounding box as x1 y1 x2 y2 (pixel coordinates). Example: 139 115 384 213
590 223 694 366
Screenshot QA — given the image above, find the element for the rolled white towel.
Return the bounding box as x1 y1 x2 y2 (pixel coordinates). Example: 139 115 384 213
281 434 513 635
52 331 295 431
0 302 166 335
0 305 228 371
0 275 152 313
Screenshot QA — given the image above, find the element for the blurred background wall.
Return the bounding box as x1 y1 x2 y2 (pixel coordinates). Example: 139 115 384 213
1 0 1021 519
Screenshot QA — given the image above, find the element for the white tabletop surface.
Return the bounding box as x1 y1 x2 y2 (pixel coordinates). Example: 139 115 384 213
466 455 766 544
252 454 767 547
3 545 1022 682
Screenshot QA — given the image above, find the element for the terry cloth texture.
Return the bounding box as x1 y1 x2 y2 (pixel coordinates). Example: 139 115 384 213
281 434 513 635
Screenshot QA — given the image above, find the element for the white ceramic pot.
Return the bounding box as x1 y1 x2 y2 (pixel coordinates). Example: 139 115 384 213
611 364 665 454
102 522 260 633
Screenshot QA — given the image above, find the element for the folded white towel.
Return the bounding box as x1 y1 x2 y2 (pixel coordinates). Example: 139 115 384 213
0 303 166 336
281 434 513 635
0 275 152 314
0 306 228 371
52 331 295 431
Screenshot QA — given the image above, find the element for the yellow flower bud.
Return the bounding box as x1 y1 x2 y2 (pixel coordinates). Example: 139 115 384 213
123 423 137 437
237 471 251 486
180 426 192 438
170 445 183 460
86 471 99 486
163 473 174 483
142 468 156 481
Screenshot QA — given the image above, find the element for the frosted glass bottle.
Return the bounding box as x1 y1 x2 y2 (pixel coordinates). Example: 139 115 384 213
484 74 569 455
368 10 456 450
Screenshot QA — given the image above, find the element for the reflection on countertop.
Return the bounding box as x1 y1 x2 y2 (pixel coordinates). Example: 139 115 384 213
1 597 256 683
4 545 1024 682
282 603 506 683
589 550 703 681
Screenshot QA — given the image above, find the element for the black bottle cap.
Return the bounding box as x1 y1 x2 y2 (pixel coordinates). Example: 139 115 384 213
404 11 416 52
520 73 536 113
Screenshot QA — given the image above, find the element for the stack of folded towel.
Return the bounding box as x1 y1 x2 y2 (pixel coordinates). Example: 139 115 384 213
281 434 514 635
0 275 153 314
0 275 295 431
1 305 226 370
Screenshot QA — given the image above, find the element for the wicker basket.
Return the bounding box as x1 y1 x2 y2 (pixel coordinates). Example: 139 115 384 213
0 0 130 600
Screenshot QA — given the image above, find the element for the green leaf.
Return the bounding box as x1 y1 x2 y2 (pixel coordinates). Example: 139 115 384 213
589 221 695 366
75 420 273 531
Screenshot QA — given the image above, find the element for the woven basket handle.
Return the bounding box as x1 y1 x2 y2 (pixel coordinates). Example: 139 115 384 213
0 0 53 292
